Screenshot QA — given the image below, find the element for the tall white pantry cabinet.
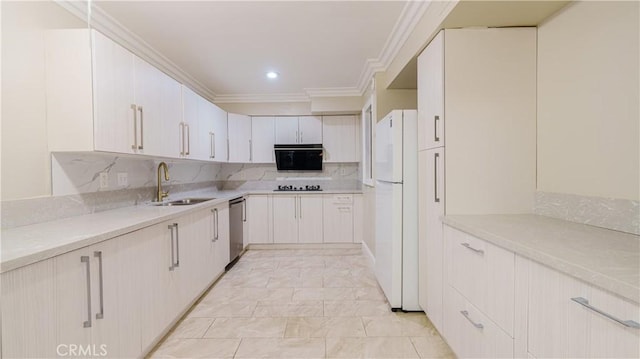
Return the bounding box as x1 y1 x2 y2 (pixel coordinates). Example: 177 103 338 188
416 26 537 349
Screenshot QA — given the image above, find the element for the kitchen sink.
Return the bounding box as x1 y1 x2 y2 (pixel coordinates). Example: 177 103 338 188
150 197 216 206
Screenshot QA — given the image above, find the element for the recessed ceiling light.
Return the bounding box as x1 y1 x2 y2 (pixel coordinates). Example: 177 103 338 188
266 71 279 79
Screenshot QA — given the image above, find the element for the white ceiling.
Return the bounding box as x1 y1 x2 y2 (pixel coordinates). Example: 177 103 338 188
94 1 408 102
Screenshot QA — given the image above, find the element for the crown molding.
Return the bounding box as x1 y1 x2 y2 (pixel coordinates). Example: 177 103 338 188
54 0 217 102
214 93 311 104
54 0 429 104
305 87 362 98
355 0 432 94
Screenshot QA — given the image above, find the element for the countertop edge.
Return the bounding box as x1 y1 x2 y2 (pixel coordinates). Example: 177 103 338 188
442 215 640 304
1 189 363 273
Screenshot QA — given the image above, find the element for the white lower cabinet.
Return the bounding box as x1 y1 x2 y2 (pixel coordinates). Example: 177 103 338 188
246 195 273 244
272 194 323 244
444 285 514 358
211 203 231 276
323 194 354 243
440 225 640 359
524 258 640 359
443 225 515 358
1 259 58 358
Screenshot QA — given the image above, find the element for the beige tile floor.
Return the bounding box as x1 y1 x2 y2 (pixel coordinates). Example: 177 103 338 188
149 248 455 359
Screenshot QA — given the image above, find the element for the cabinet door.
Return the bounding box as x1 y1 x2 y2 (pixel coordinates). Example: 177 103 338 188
181 86 200 159
247 195 273 244
92 30 136 154
213 204 231 275
133 56 182 158
251 117 276 163
115 231 145 358
323 115 357 162
418 149 445 331
139 222 173 348
417 30 444 151
55 240 120 357
298 116 322 144
275 116 299 144
211 104 228 161
322 196 354 243
228 113 252 162
298 195 324 243
1 259 58 358
272 195 298 243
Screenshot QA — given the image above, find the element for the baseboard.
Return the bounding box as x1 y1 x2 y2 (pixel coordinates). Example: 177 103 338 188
247 243 361 250
361 240 375 268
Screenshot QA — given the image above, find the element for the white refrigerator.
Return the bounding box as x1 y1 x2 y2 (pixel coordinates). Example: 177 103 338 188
375 109 419 311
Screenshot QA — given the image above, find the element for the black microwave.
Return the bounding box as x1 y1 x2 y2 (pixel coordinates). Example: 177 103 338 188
274 144 323 171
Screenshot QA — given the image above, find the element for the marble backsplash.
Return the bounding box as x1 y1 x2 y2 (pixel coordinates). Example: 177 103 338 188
534 191 640 235
52 152 222 195
2 154 361 229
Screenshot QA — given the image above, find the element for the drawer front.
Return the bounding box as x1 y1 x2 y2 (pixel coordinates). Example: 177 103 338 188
446 226 515 336
449 227 488 308
444 285 514 358
331 194 353 204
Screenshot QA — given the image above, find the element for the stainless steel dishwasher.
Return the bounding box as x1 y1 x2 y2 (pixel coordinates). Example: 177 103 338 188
228 197 245 269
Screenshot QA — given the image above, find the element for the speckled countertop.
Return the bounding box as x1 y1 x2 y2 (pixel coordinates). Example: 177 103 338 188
443 214 640 303
1 189 362 273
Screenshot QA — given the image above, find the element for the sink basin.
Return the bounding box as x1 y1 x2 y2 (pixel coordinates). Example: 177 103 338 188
150 198 216 206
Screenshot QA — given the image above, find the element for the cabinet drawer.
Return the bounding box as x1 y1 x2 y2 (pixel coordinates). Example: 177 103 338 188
330 194 353 204
444 285 514 358
446 225 515 336
526 259 640 359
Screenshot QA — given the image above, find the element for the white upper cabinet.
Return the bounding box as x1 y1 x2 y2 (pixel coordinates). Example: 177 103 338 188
322 115 358 162
227 113 252 163
133 56 182 159
298 116 323 144
91 30 136 154
275 117 299 144
417 30 445 151
210 104 228 162
182 86 228 162
46 29 182 159
275 116 322 144
251 117 276 163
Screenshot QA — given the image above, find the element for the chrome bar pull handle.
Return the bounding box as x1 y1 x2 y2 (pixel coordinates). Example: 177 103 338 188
168 224 176 270
571 297 640 329
138 106 144 150
434 152 440 203
210 132 216 159
249 140 252 161
211 208 217 242
185 124 190 155
174 223 180 268
179 123 185 156
215 208 219 240
94 251 104 319
299 196 302 219
131 104 138 150
81 256 92 328
434 115 440 142
460 310 484 329
461 242 485 255
242 198 247 222
300 131 303 143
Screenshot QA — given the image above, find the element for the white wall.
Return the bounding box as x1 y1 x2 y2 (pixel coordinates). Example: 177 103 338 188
1 1 86 201
537 1 639 201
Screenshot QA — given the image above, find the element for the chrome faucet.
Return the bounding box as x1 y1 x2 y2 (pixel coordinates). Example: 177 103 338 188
156 162 170 202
